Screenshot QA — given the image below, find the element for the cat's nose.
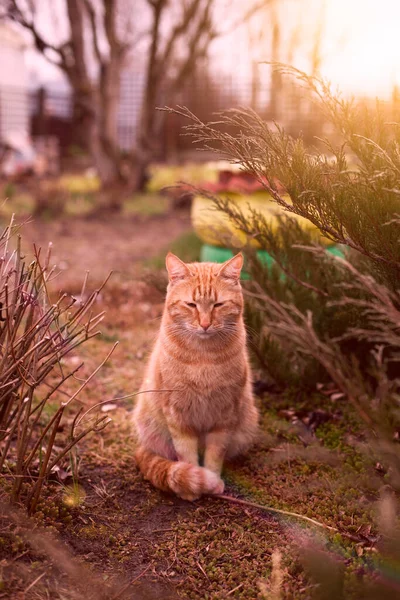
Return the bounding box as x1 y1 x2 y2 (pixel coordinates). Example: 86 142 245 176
200 317 211 330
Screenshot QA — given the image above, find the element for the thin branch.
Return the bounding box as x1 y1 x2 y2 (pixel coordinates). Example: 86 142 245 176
8 0 67 69
62 342 119 408
217 0 274 37
109 564 152 600
212 494 361 541
82 0 104 67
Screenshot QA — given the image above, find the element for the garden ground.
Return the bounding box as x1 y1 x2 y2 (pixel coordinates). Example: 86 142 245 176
0 198 396 599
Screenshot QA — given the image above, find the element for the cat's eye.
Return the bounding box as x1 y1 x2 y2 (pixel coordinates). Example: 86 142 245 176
185 302 196 308
214 302 224 308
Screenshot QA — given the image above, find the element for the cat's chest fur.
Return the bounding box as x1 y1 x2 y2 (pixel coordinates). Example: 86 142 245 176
159 348 246 432
160 344 244 390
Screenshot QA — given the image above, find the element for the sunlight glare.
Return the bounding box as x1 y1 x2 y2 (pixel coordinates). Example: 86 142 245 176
322 0 400 97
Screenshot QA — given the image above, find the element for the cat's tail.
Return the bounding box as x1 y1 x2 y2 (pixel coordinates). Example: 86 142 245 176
134 446 224 501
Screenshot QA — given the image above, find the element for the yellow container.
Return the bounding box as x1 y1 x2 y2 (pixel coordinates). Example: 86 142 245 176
191 192 329 248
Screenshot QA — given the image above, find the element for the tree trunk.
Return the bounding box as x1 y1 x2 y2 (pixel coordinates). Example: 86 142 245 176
72 86 122 190
130 1 164 192
91 136 122 187
66 0 124 197
98 65 125 187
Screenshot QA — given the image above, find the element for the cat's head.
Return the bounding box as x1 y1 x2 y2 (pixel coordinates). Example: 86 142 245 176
164 252 244 340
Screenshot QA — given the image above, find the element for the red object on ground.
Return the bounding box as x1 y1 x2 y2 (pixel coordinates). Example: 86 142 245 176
199 169 286 195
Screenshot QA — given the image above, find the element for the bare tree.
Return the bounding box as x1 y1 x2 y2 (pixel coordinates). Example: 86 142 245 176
3 0 272 198
133 0 217 189
133 0 280 189
6 0 134 190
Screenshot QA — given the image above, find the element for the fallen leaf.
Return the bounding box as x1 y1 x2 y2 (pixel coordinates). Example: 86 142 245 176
307 409 333 431
375 462 386 474
49 465 72 484
101 403 117 412
278 409 296 420
330 392 345 401
357 524 372 536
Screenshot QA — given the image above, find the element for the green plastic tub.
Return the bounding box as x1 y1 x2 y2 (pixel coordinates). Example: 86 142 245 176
200 243 345 279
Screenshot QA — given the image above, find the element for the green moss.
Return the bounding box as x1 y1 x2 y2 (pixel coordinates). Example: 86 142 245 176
315 422 344 449
64 192 96 216
123 193 169 216
169 231 202 262
79 524 108 539
59 174 100 194
146 163 218 193
101 331 120 343
146 231 203 269
0 190 35 217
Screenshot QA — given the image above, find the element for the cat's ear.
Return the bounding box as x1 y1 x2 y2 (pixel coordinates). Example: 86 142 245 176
166 252 191 281
218 253 243 281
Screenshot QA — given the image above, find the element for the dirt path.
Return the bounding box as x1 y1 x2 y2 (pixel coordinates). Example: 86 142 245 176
21 209 191 290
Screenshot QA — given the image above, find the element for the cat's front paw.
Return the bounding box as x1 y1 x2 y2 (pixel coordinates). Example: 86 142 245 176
212 477 225 495
203 469 224 495
171 466 224 501
178 492 201 502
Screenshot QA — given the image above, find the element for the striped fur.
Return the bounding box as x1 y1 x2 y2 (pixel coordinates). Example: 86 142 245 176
135 447 224 501
133 253 259 501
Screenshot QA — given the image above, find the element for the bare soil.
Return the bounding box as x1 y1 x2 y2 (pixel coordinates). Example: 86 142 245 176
21 209 192 291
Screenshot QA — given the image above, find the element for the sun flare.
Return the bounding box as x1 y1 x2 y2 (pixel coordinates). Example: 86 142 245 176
320 0 400 97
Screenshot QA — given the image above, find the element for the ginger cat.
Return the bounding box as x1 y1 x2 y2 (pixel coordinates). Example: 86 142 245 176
133 252 259 501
